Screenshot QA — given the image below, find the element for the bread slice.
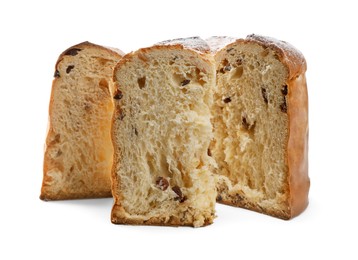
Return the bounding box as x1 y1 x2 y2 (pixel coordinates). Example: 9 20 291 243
208 35 310 219
40 42 124 200
111 37 216 227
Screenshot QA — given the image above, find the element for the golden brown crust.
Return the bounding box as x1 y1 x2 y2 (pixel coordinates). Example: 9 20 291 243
218 197 290 220
211 34 309 219
287 74 310 217
41 42 124 201
111 206 214 227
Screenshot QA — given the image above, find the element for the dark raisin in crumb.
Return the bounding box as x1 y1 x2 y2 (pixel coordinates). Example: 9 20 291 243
66 65 74 74
226 48 234 52
172 186 185 202
242 116 250 130
282 85 288 95
113 91 123 100
207 148 212 157
156 177 169 191
138 77 146 89
217 195 223 201
280 99 287 113
54 70 60 78
134 128 138 136
223 97 231 103
236 58 243 66
181 79 190 86
261 87 268 104
64 48 82 56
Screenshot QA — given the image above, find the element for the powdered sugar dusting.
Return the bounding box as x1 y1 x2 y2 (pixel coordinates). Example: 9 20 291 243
206 36 237 53
156 36 210 53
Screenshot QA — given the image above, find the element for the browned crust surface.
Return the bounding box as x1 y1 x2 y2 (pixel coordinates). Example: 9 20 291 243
213 34 310 219
111 206 214 227
40 191 112 201
41 42 124 201
286 74 310 217
217 197 290 220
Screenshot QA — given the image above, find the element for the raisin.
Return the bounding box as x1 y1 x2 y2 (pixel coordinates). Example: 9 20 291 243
64 48 82 56
113 91 123 100
223 97 231 103
224 59 230 65
172 186 186 202
242 116 256 131
66 65 74 74
54 70 60 78
156 177 169 191
242 116 250 130
181 79 190 86
236 58 243 66
282 85 288 95
226 48 234 52
280 100 287 113
138 77 146 89
261 87 268 104
207 148 212 157
134 128 138 136
217 194 223 201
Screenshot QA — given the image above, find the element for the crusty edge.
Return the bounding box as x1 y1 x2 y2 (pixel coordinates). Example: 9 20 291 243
40 191 113 201
110 40 214 227
40 42 124 201
286 74 310 217
111 205 214 227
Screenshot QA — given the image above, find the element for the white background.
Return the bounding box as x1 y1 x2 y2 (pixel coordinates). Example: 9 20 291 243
1 0 357 259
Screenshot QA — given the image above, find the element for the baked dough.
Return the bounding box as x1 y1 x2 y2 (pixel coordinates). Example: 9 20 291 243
40 42 124 200
208 35 310 219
